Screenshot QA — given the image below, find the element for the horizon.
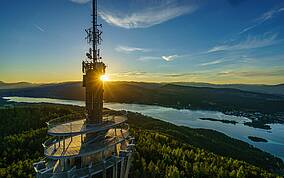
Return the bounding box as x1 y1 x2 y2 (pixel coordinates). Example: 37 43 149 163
1 79 284 86
1 0 284 84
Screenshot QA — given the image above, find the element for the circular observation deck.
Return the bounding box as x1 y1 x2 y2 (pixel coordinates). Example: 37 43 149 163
35 156 125 178
47 114 127 136
43 127 130 159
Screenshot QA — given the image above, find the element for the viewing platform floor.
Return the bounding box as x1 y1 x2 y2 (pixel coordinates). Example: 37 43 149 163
47 115 127 136
45 129 128 159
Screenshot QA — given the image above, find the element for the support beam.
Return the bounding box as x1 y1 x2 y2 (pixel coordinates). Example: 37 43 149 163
112 156 117 178
124 152 132 178
120 157 125 178
63 137 66 151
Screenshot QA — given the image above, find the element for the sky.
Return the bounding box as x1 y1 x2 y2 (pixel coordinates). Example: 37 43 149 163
0 0 284 84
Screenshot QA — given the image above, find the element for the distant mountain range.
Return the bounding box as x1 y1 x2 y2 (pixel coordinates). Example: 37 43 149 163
1 80 283 96
0 81 39 89
1 81 284 114
172 82 284 96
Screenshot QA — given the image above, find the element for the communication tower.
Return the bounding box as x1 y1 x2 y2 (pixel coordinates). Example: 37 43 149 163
33 0 135 177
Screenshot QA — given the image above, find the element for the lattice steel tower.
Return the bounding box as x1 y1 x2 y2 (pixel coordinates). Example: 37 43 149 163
33 1 135 177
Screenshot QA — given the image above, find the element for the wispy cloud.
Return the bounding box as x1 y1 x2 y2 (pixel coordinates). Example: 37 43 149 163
239 7 284 34
162 55 179 61
70 0 90 4
239 24 258 34
113 71 147 77
164 72 198 77
115 45 150 53
218 68 284 77
34 24 45 32
208 33 280 52
138 54 181 62
99 1 197 29
258 8 280 21
138 56 161 61
200 59 224 66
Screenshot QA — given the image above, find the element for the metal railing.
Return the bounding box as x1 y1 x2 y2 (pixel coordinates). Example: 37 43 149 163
47 114 127 135
43 127 130 158
46 114 85 130
37 156 124 178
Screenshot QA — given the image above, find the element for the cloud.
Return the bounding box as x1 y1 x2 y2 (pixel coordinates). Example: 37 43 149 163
70 0 90 4
208 33 280 52
115 45 149 53
239 7 284 34
99 1 197 29
162 55 179 61
138 54 181 62
138 56 161 61
109 71 149 80
200 59 224 66
164 73 198 77
258 9 279 22
116 71 147 76
239 24 258 34
34 24 45 32
218 68 284 77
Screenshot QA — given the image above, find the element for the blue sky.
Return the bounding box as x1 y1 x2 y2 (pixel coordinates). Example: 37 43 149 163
0 0 284 84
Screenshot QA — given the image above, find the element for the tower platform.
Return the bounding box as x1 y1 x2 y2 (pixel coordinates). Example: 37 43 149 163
47 115 127 136
34 114 134 178
44 128 129 159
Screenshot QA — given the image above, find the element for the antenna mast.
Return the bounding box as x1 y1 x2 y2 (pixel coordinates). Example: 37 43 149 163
86 0 102 62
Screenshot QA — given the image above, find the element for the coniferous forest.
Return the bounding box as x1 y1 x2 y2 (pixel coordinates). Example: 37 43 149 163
0 103 283 178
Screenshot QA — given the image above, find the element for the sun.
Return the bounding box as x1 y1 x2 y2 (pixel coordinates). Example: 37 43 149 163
100 74 109 81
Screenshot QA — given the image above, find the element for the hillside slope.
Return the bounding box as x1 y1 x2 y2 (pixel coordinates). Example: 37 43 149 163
173 82 284 96
0 104 283 177
0 81 39 89
2 81 284 114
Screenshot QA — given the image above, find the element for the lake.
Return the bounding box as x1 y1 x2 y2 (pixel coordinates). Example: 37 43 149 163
3 96 284 161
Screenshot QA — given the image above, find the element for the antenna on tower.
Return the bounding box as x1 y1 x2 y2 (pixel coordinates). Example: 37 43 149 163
85 0 103 62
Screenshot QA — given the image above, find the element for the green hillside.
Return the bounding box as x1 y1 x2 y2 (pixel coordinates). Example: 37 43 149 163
0 103 283 177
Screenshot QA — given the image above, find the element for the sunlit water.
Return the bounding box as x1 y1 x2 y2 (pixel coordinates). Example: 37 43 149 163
3 96 284 161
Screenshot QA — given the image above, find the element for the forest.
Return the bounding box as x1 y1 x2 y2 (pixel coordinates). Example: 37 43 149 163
0 103 283 178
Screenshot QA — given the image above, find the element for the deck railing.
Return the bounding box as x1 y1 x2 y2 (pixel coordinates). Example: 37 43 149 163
47 114 128 135
37 156 123 178
46 114 85 130
43 127 130 158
